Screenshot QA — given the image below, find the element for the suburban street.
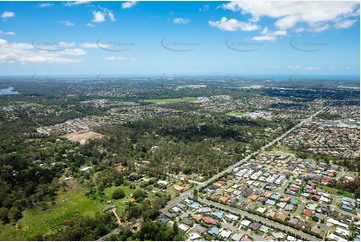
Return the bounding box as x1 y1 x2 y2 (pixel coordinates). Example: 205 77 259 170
199 198 319 241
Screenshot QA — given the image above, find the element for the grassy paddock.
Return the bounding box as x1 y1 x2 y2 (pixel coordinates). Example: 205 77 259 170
0 181 102 240
318 185 355 199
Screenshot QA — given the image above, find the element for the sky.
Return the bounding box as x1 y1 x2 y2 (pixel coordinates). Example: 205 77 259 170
0 1 360 78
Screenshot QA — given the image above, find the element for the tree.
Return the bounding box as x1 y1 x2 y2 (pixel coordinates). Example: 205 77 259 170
8 206 22 221
193 189 198 201
112 189 125 199
132 189 147 201
0 207 10 224
183 167 192 175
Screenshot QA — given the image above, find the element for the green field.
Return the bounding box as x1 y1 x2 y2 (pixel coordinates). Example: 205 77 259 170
226 111 244 117
103 185 137 214
140 97 197 103
318 185 355 199
0 181 133 240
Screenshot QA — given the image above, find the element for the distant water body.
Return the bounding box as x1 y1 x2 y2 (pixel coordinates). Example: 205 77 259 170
0 87 19 95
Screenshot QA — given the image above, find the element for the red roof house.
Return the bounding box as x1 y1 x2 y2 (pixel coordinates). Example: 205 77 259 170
202 216 217 225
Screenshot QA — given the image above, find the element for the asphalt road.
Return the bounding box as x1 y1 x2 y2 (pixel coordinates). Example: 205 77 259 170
97 228 121 241
199 198 319 241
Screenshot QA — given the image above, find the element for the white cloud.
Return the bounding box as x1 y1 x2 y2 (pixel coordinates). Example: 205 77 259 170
304 66 321 71
91 8 116 23
0 31 15 36
261 27 269 35
252 29 287 41
1 11 15 19
86 23 95 27
288 65 321 71
252 35 276 41
328 66 338 71
64 1 90 6
58 20 74 26
209 17 259 31
0 39 86 63
220 1 359 33
0 38 7 45
121 1 137 9
57 42 76 47
108 10 116 22
199 4 209 12
274 30 287 36
92 11 105 23
275 15 299 29
57 48 86 56
334 19 357 29
39 3 54 8
80 42 98 48
309 23 330 33
294 27 305 33
288 65 302 70
105 56 136 61
173 18 191 24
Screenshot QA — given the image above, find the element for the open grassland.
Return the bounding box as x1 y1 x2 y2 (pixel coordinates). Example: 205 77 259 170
0 181 118 240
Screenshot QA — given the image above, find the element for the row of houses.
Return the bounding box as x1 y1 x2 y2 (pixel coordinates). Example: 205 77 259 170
160 198 299 241
282 122 359 158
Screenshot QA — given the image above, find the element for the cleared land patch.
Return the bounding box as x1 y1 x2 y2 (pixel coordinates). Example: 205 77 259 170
318 185 355 199
62 130 103 144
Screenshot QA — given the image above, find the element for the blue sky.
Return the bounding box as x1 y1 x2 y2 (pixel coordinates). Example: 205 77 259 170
0 1 359 78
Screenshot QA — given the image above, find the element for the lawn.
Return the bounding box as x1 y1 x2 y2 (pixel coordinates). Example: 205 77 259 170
140 97 197 103
103 185 137 215
226 111 244 117
269 144 297 155
166 186 182 199
0 180 103 240
318 185 355 199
